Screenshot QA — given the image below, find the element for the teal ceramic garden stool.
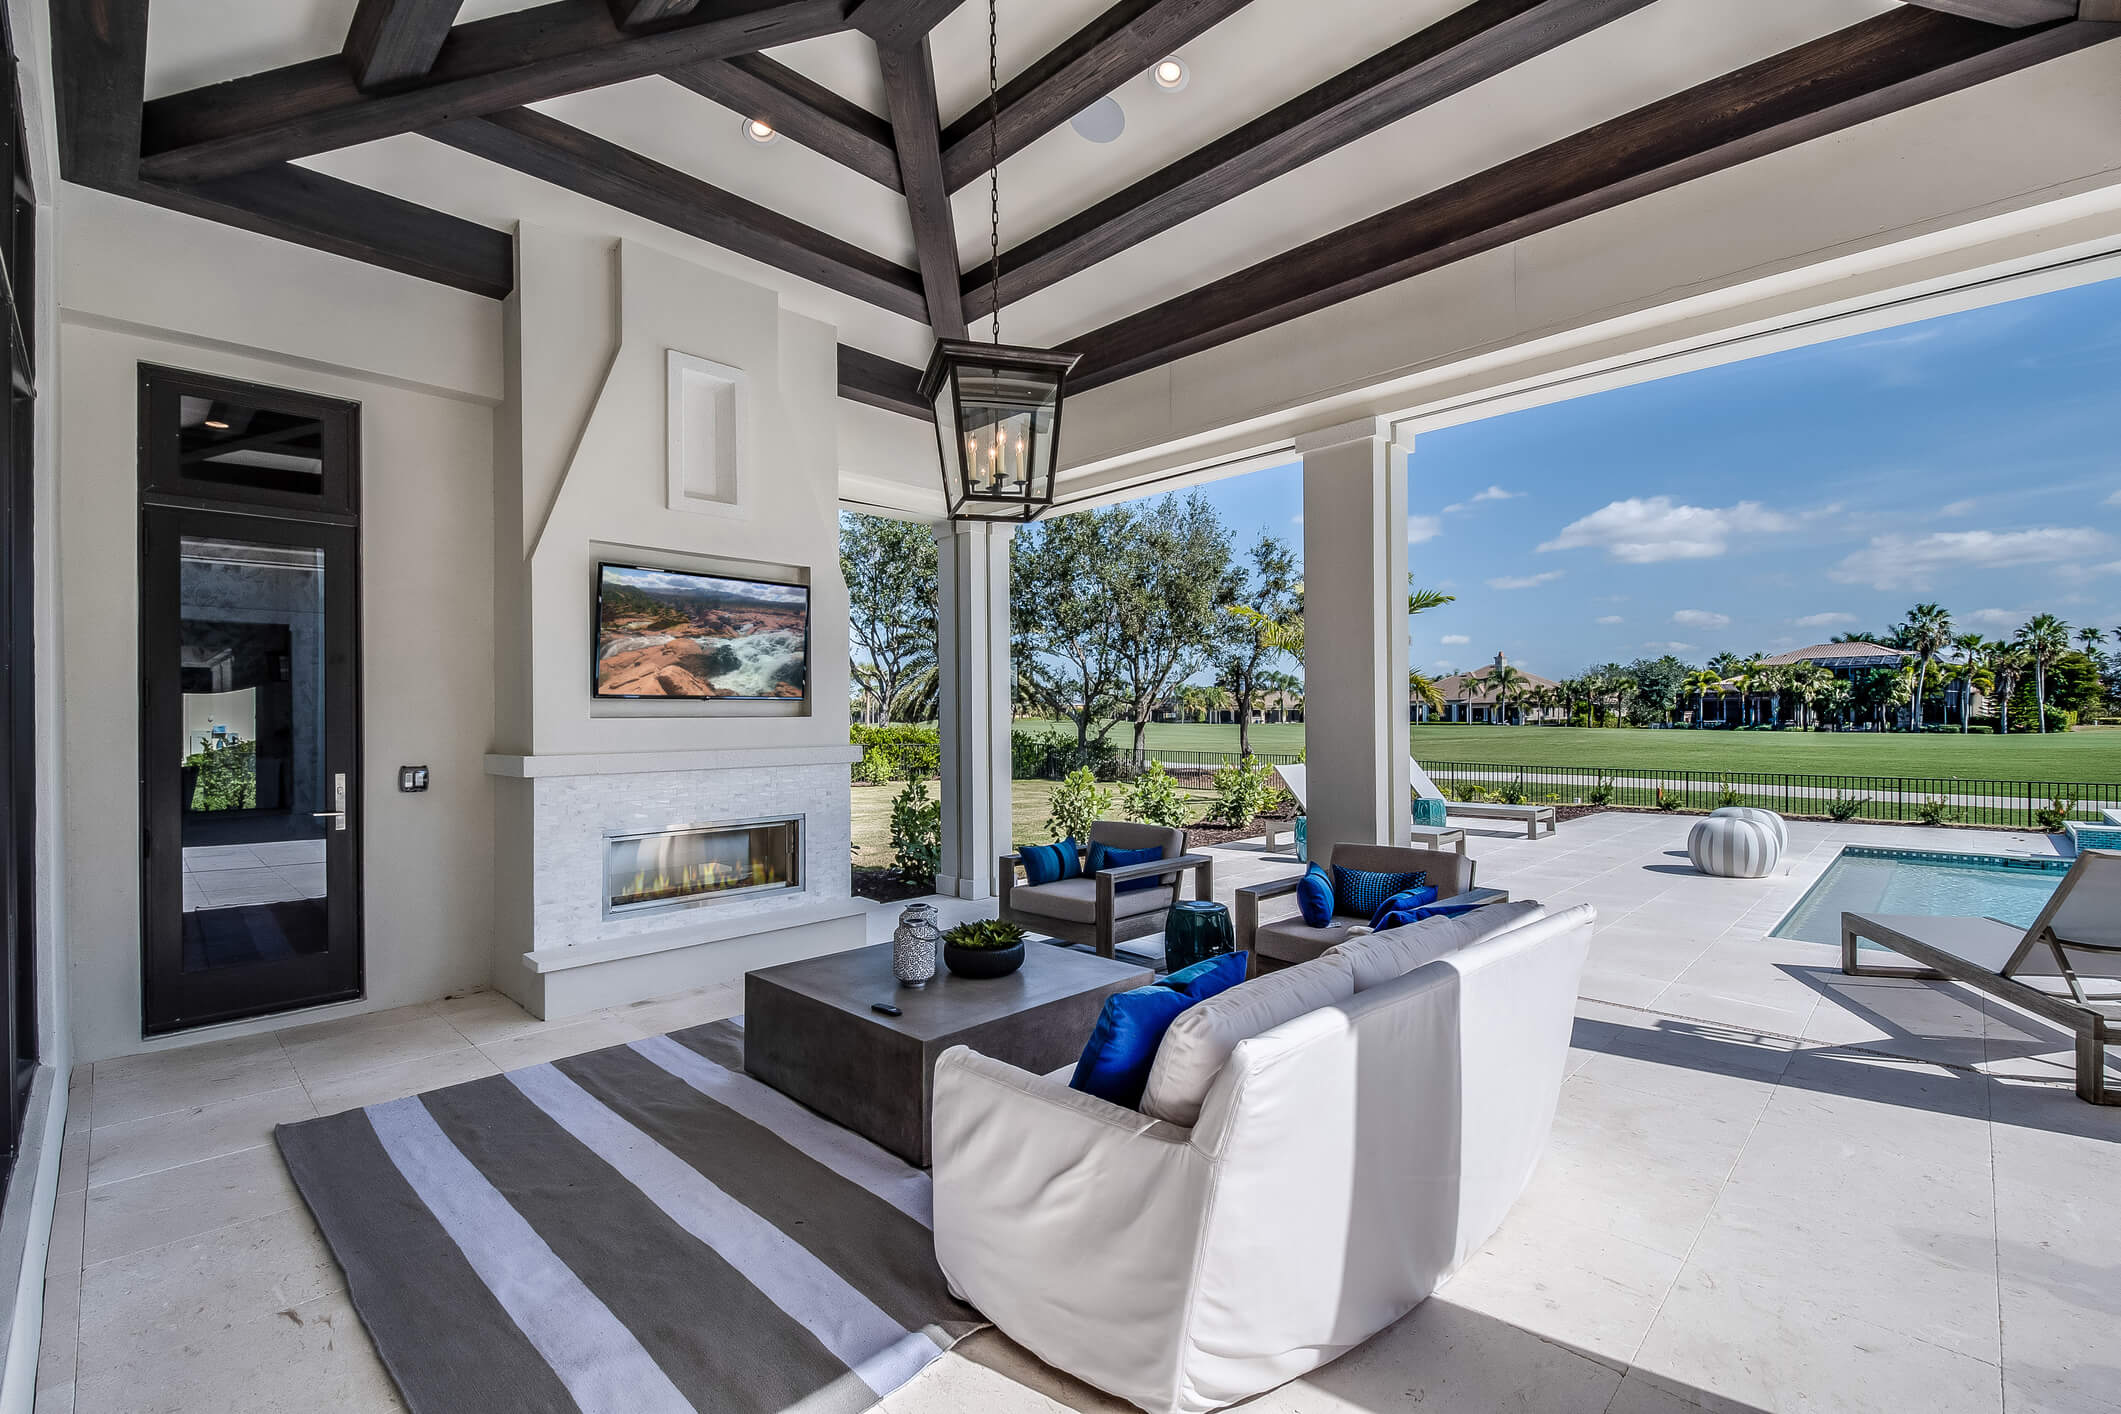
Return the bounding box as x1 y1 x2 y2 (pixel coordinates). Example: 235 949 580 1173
1163 899 1234 973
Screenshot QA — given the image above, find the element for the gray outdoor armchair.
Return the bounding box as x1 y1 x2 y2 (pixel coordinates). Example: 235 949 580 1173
999 820 1214 959
1236 843 1483 973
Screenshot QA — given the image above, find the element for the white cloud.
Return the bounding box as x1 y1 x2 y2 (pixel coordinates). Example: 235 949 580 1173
1538 497 1798 563
1595 615 1624 625
2107 490 2121 507
1440 634 1470 645
1641 641 1695 652
1407 514 1442 544
1792 611 1857 629
1939 499 1977 517
1487 571 1565 590
1827 527 2110 591
1672 609 1730 630
1443 485 1524 513
1967 607 2028 630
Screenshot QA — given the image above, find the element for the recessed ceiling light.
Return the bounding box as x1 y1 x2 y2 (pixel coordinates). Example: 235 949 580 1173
203 419 230 430
741 117 779 144
1152 57 1189 91
1071 96 1126 144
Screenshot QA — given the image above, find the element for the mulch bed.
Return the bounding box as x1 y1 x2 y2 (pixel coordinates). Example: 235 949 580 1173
851 867 934 904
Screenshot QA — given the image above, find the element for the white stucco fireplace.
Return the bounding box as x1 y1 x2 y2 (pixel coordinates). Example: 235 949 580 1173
487 744 865 1018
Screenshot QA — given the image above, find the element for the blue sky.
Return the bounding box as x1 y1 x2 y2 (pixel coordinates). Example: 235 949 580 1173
1188 274 2121 682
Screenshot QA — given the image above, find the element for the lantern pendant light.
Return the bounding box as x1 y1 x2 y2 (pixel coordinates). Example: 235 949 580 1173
919 0 1080 522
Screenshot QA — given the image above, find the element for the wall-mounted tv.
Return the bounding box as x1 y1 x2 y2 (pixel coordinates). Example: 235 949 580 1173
593 562 810 701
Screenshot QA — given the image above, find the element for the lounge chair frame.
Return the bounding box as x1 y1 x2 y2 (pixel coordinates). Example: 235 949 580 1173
1842 852 2120 1105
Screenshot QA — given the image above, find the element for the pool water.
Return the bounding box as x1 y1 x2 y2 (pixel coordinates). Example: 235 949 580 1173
1772 847 2070 947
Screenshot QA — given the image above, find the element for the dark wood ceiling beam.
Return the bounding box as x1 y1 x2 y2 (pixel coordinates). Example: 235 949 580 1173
1065 8 2120 391
344 0 467 89
838 345 932 419
52 0 152 189
938 0 1255 192
665 54 903 190
141 0 857 184
611 0 704 24
429 107 927 319
849 0 966 49
965 0 1655 321
143 166 516 299
1900 0 2076 25
877 37 967 338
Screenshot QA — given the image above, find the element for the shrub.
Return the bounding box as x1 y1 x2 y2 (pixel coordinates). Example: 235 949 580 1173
1826 794 1867 822
1211 754 1278 830
1047 767 1114 842
851 724 939 780
185 738 258 812
1010 729 1052 779
888 775 941 887
1495 776 1529 806
1125 760 1195 829
2034 795 2079 833
1717 780 1745 808
1654 787 1681 812
1915 796 1955 827
852 749 894 786
1585 773 1615 807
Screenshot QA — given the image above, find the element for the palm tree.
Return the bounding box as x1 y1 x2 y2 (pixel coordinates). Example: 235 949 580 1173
1682 668 1722 727
1899 602 1953 730
2077 625 2106 655
1734 656 1764 727
2016 614 2072 733
1490 662 1527 724
1787 663 1832 731
1819 677 1854 730
1989 641 2027 735
1409 669 1445 720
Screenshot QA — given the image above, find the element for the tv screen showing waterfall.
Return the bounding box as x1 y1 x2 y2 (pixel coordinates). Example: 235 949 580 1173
593 563 810 700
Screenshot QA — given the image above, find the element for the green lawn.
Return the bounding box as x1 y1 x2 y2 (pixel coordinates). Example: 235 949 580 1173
850 775 1226 868
1018 719 2121 782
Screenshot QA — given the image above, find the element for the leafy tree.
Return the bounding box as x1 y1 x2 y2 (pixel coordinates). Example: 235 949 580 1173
840 513 938 725
1103 494 1238 757
2016 614 2073 733
1898 602 1953 730
1622 655 1690 725
1215 532 1299 757
1012 512 1129 748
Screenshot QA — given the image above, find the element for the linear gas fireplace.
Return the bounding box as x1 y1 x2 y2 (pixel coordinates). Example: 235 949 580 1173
604 816 803 919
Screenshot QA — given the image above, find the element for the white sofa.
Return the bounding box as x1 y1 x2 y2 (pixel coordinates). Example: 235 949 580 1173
931 902 1595 1414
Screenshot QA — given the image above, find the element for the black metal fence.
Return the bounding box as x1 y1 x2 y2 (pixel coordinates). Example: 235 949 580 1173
1139 746 1304 769
1414 760 2118 829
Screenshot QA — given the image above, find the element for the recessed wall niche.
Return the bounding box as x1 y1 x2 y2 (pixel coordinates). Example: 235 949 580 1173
666 349 747 518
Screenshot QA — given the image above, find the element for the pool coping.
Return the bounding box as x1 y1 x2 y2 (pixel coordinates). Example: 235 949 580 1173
1770 843 2071 944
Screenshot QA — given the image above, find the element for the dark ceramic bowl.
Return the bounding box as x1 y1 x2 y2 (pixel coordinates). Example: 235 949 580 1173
943 940 1025 980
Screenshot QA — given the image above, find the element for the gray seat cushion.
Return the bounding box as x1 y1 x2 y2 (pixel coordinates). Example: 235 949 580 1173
1009 878 1176 925
1254 916 1362 967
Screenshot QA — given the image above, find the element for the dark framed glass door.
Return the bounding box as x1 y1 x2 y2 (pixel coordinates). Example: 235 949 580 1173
139 368 363 1033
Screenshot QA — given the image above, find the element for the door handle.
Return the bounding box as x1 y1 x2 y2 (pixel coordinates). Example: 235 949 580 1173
313 772 348 832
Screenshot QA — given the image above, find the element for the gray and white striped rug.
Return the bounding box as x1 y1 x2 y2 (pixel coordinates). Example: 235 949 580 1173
276 1021 982 1414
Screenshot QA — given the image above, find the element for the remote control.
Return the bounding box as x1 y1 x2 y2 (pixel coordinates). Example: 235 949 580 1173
871 1002 903 1017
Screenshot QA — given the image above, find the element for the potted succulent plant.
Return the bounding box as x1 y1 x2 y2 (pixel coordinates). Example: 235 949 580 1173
941 918 1028 980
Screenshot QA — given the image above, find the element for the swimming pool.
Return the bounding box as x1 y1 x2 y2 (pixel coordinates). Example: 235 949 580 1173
1772 846 2070 947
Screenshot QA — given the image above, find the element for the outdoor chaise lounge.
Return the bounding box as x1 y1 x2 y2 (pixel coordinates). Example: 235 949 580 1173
1842 848 2120 1105
1268 761 1556 843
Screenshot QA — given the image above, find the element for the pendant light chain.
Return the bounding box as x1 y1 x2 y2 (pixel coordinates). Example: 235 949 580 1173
986 0 1002 345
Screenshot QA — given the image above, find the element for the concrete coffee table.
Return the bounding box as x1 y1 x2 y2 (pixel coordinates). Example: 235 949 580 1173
744 941 1151 1167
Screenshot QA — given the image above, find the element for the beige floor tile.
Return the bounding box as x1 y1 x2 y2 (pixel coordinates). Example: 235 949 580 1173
303 1044 500 1115
1438 1209 1684 1365
37 1270 78 1392
84 1143 302 1265
86 1086 315 1190
56 1135 86 1197
430 989 553 1046
278 1013 470 1087
474 1014 639 1072
33 1382 72 1414
1604 1374 1713 1413
73 1290 404 1414
90 1034 298 1129
600 982 745 1041
45 1185 84 1278
78 1208 342 1365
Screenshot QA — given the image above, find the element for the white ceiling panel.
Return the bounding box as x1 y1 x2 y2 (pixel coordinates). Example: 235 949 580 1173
145 0 545 99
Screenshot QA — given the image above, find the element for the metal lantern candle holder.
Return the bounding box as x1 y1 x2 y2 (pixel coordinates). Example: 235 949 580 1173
919 340 1080 522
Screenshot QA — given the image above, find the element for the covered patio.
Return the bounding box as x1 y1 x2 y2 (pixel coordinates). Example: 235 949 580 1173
2 0 2120 1410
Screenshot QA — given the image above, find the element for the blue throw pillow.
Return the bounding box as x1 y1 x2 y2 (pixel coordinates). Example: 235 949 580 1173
1089 841 1165 894
1158 951 1248 1002
1296 863 1334 927
1069 986 1195 1108
1368 885 1438 930
1020 839 1082 886
1333 866 1427 919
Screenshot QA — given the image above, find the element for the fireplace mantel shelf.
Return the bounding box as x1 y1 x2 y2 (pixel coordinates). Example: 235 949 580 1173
486 745 860 778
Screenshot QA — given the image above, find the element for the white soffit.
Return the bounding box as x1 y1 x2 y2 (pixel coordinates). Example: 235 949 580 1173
143 0 547 99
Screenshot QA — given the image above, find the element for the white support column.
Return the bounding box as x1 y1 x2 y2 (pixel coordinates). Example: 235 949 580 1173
933 521 1014 900
1299 418 1412 860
